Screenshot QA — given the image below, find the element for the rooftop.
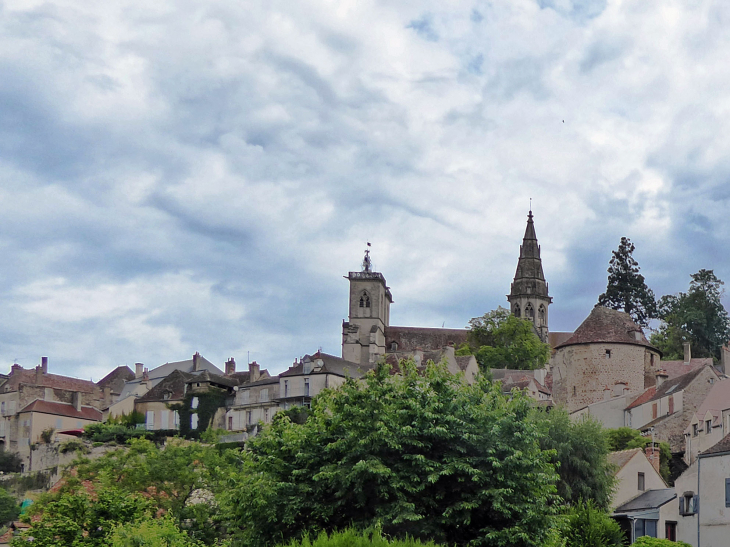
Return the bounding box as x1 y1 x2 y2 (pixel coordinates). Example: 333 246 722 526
614 489 676 513
607 448 642 471
18 399 103 421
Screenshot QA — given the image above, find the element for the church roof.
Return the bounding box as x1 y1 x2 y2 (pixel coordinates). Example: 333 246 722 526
509 211 551 300
554 306 659 352
384 326 468 353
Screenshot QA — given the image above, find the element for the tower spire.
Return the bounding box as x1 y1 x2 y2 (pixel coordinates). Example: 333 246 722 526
508 209 552 343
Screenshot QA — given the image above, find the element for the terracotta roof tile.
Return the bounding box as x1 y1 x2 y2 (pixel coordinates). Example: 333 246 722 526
626 387 657 410
554 306 659 353
4 366 99 394
19 400 102 421
608 448 642 471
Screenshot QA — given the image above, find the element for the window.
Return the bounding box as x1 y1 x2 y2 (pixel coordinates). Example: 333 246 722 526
359 292 371 308
573 386 576 397
693 423 699 437
284 381 289 397
391 342 398 351
538 305 546 323
191 414 198 430
525 302 534 319
669 395 674 414
638 472 645 491
725 478 730 507
514 304 521 318
652 403 658 420
228 416 233 430
246 411 252 425
259 389 269 403
634 519 657 538
605 349 612 359
706 420 712 434
191 397 199 409
651 353 655 367
680 493 698 515
173 411 180 429
304 379 310 397
264 408 269 422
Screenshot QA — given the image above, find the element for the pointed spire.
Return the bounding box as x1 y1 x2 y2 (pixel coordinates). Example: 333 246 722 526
510 210 550 298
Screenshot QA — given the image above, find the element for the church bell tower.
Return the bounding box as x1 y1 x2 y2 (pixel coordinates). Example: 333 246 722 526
342 245 393 365
508 210 552 343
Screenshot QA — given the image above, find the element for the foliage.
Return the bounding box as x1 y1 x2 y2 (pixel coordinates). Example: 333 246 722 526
223 360 560 547
532 409 616 510
109 514 209 547
651 269 730 361
107 410 146 426
279 529 442 547
632 538 690 547
39 428 55 444
12 484 152 547
170 390 228 439
561 500 625 547
464 307 551 371
83 422 152 443
597 237 657 327
606 428 671 483
71 438 236 544
0 487 20 526
0 451 22 474
59 439 91 455
273 405 310 425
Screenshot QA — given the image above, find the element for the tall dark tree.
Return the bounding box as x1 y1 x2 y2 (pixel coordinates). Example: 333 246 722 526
597 237 657 327
651 269 730 361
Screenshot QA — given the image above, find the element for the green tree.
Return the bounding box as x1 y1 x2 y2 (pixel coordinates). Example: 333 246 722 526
464 307 551 370
632 538 690 547
12 485 152 547
0 451 22 474
651 269 730 360
562 500 625 547
597 237 657 327
109 514 208 547
222 360 560 547
0 487 19 526
532 409 616 510
606 428 672 484
279 529 442 547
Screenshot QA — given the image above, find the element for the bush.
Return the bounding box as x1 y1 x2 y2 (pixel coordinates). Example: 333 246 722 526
0 452 22 473
83 423 152 444
58 440 90 455
280 529 441 547
40 428 54 444
562 501 625 547
632 538 691 547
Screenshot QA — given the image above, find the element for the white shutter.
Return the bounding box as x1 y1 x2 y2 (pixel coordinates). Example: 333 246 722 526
145 411 154 430
160 410 169 430
191 414 198 430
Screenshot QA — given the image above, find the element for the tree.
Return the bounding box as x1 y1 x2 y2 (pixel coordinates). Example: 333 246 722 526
561 500 625 547
606 428 672 484
0 451 22 474
463 307 551 370
532 408 616 510
651 269 730 361
0 488 19 526
597 237 657 327
222 360 560 547
108 514 208 547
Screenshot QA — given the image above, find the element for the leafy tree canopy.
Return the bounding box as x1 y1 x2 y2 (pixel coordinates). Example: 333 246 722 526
561 500 625 547
597 237 657 327
463 307 551 371
109 514 209 547
651 269 730 361
0 487 19 526
222 360 560 547
532 409 616 510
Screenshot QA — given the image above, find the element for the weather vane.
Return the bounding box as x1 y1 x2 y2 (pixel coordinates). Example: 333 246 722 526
362 242 372 272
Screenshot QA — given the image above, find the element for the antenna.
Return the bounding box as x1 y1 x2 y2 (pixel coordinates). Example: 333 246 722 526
529 197 532 212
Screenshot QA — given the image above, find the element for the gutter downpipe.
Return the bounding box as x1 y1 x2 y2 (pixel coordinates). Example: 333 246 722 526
698 456 701 547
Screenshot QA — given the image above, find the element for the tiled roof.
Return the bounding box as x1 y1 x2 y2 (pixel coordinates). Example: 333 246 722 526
608 448 642 471
614 489 676 512
136 369 189 403
646 366 714 404
281 352 372 379
455 355 476 372
96 366 135 393
118 355 225 399
548 331 574 348
384 326 468 352
700 432 730 457
19 400 102 421
659 358 713 380
185 369 238 388
4 367 99 394
554 306 658 353
228 369 271 384
626 387 657 410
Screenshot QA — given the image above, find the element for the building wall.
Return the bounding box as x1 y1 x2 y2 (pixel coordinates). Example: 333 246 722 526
698 454 730 547
627 391 684 430
612 452 667 510
343 276 391 365
134 401 180 430
571 394 633 429
670 461 698 546
552 343 650 413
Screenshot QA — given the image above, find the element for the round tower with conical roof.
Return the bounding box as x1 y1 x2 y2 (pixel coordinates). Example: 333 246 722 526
508 210 552 343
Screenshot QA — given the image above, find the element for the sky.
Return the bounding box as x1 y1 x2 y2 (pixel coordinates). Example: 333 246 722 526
1 0 729 379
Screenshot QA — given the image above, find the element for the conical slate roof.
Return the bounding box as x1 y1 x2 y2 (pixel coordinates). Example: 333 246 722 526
509 211 550 299
555 306 658 351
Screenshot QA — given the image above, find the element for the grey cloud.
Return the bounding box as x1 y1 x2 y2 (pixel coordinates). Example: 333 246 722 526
407 14 439 42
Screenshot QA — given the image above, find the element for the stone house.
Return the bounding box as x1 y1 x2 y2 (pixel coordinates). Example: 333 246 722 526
609 447 666 510
683 377 730 465
551 306 662 413
226 374 281 431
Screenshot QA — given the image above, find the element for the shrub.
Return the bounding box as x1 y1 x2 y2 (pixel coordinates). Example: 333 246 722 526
39 428 55 444
562 500 625 547
632 538 691 547
280 529 441 547
0 452 22 473
58 440 90 455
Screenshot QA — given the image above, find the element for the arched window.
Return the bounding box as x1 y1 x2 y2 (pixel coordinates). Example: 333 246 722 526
538 304 546 323
359 292 371 308
513 304 521 318
525 302 535 319
391 342 398 351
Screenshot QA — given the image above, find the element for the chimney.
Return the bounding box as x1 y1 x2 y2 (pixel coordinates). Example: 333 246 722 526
193 352 201 372
142 368 149 383
603 386 612 401
225 357 236 376
249 361 260 382
135 363 144 379
41 356 48 374
72 392 81 412
35 365 43 384
645 446 661 475
11 364 21 374
684 342 692 364
103 386 112 407
655 369 669 388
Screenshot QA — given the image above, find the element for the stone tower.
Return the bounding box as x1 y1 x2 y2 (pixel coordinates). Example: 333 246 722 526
508 210 552 343
342 246 393 365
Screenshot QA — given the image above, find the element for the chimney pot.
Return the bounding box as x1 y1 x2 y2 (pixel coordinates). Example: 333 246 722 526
193 352 201 372
683 342 692 364
135 363 144 379
655 369 669 388
249 361 260 382
41 356 48 374
225 357 236 376
645 446 661 475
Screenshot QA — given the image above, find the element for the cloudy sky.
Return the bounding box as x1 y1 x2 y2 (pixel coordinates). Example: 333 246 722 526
0 0 728 379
